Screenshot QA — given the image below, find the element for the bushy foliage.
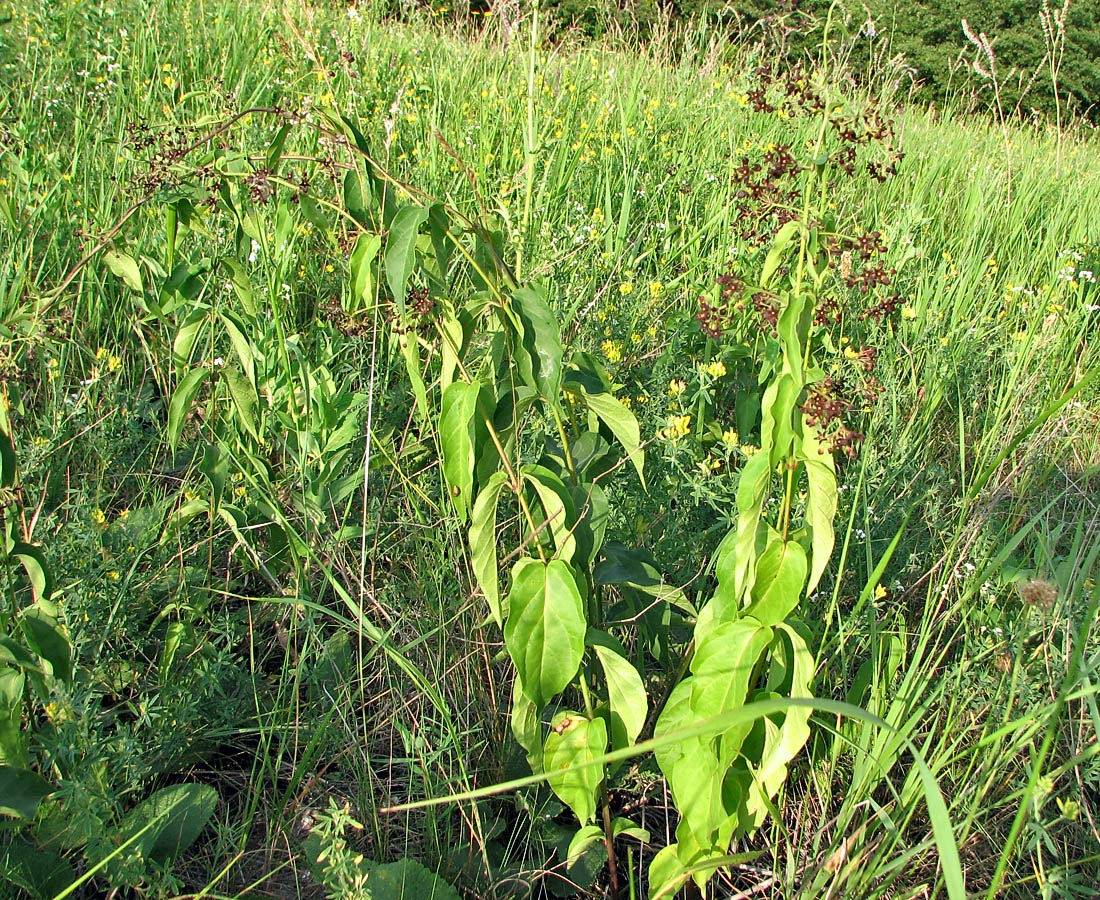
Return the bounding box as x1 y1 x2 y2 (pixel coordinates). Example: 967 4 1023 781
840 0 1100 121
534 0 1100 121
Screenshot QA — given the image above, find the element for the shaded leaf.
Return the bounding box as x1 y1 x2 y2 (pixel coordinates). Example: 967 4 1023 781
511 283 562 403
0 766 51 819
118 783 218 863
566 824 604 869
469 472 509 627
167 368 211 455
368 856 461 900
18 604 70 683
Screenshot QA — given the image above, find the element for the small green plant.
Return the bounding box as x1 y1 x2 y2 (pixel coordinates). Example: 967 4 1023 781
0 401 68 814
305 798 461 900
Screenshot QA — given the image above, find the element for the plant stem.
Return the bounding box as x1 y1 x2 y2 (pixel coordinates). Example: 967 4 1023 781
578 674 620 900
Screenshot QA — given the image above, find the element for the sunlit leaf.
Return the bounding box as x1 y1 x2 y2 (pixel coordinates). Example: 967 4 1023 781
742 538 807 626
439 381 480 524
385 204 430 315
504 558 585 709
544 712 606 825
593 645 647 753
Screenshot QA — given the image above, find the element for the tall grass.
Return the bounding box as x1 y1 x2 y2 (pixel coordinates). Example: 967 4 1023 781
1 0 1097 897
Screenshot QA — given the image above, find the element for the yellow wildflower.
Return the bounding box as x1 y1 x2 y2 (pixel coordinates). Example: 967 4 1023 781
667 415 692 439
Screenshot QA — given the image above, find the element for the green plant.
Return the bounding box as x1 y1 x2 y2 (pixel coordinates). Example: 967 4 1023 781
0 402 68 816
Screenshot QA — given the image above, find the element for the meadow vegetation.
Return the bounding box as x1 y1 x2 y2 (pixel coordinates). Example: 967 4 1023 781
0 0 1098 898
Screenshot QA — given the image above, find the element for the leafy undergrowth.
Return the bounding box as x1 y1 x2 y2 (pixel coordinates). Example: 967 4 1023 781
0 1 1098 898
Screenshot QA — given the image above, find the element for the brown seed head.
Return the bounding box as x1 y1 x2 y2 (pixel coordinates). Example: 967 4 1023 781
1020 578 1058 609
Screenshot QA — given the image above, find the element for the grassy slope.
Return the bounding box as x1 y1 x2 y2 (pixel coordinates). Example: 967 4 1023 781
1 0 1098 897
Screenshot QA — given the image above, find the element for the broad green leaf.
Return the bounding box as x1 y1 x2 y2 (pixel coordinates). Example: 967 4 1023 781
566 824 604 868
741 624 814 829
544 712 607 825
652 680 694 781
219 257 256 315
611 816 650 842
648 843 691 900
427 204 454 289
742 539 808 626
597 542 694 619
504 558 585 709
222 366 259 441
11 542 53 603
385 204 430 315
439 381 480 524
0 637 41 672
570 481 608 570
471 227 508 291
0 837 74 896
727 451 772 604
19 604 70 683
759 220 801 289
511 283 563 403
0 668 26 767
298 194 331 233
368 857 461 900
521 465 576 563
264 122 291 172
577 388 645 488
167 368 211 455
690 619 773 769
159 622 196 686
350 232 382 307
118 783 218 863
343 168 372 227
171 306 208 370
469 472 509 627
217 309 256 388
103 248 143 291
800 420 837 595
763 372 799 466
654 680 729 844
0 427 16 489
593 645 647 753
0 765 52 819
438 306 464 394
400 333 429 421
510 676 543 773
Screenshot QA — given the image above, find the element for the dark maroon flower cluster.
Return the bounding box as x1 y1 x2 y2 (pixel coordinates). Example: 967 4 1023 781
246 167 275 205
801 377 865 458
319 296 371 338
696 274 748 337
